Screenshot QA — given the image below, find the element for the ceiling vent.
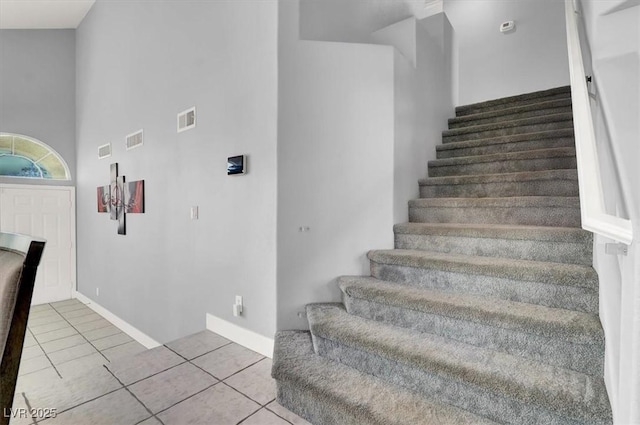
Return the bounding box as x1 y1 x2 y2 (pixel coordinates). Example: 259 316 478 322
98 143 112 159
177 107 196 133
126 129 144 151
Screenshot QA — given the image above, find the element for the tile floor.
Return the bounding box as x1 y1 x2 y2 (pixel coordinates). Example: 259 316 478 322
11 299 310 425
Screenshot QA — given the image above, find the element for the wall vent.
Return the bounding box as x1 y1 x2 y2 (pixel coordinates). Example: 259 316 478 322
126 129 144 151
177 107 196 133
98 143 112 159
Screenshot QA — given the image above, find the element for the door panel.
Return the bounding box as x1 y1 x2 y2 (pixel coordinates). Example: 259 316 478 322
0 186 74 304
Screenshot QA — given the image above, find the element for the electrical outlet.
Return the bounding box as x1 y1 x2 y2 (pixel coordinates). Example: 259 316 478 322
233 296 243 317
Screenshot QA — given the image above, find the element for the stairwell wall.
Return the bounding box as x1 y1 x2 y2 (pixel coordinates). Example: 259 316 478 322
444 0 570 105
75 0 278 343
276 2 455 330
276 0 395 330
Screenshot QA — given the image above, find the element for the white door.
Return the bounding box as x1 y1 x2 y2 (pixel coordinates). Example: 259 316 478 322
0 185 75 304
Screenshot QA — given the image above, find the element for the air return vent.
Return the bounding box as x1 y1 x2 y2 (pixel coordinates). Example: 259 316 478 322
98 143 112 159
126 129 144 151
177 107 196 133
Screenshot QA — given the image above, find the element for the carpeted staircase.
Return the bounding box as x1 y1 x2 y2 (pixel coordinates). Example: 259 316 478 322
272 86 612 425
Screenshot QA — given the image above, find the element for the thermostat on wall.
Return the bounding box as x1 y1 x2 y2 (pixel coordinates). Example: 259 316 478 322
500 21 515 33
227 155 246 175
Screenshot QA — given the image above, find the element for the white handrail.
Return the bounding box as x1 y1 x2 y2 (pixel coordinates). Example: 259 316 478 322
564 0 633 245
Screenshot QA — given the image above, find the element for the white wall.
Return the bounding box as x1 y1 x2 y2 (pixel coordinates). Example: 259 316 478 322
277 0 396 330
0 30 76 185
444 0 570 105
276 2 454 330
75 0 278 343
299 0 424 44
578 1 640 423
374 15 454 224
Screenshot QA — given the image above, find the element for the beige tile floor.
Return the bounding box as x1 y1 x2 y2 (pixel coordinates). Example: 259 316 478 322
11 299 310 425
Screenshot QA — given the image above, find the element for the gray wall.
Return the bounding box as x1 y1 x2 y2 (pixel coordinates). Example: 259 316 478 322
0 30 76 185
75 0 278 343
444 0 570 105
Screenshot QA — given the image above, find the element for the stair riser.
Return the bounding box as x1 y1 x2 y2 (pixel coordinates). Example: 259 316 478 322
428 156 576 177
342 294 603 376
394 234 592 265
369 262 598 313
443 121 573 144
420 179 579 198
312 335 585 425
409 205 581 227
456 92 571 117
449 106 572 129
437 137 575 159
276 382 373 425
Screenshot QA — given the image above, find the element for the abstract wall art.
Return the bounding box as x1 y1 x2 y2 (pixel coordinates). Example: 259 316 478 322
96 163 145 235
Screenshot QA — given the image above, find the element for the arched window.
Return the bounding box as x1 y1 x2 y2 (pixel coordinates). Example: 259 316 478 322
0 133 70 180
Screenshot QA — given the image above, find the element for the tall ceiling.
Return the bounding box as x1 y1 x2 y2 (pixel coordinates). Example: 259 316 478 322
0 0 95 29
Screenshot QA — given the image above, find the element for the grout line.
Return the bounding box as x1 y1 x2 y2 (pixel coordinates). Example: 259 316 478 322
91 335 136 352
220 357 267 384
160 345 278 418
164 344 275 407
182 341 233 362
233 405 262 425
27 304 63 379
149 382 219 419
34 371 123 422
237 405 296 425
220 380 274 408
104 347 189 387
50 303 111 365
264 404 296 425
36 335 85 355
105 368 160 425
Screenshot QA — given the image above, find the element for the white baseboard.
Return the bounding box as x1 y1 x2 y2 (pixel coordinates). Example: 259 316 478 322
206 313 274 358
73 291 161 349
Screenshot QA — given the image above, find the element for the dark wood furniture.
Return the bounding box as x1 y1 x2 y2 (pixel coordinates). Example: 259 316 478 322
0 232 45 425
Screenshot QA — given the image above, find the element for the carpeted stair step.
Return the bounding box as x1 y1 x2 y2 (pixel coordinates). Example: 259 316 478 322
442 113 574 144
409 196 581 227
456 86 572 117
367 249 598 313
436 129 575 159
306 304 612 425
419 169 579 198
272 330 498 425
449 98 572 129
393 222 592 265
428 147 576 177
338 276 603 376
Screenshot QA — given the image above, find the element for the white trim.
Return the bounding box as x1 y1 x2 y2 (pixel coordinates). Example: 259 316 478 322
564 0 633 245
74 291 161 349
206 313 274 358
